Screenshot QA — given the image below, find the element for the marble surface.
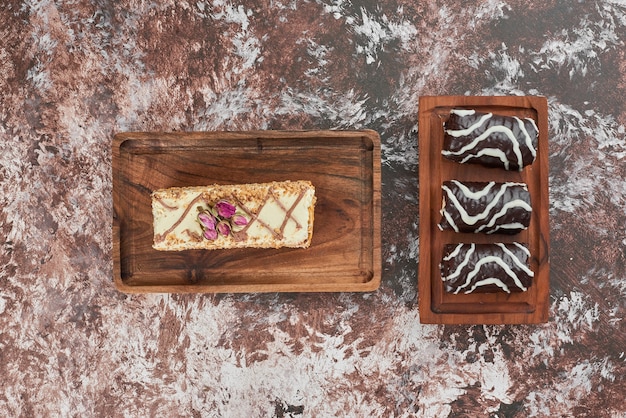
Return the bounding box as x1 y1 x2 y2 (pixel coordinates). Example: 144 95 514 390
1 1 625 416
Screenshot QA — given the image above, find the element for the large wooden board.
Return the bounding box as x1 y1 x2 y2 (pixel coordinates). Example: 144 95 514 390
418 96 550 324
113 130 381 293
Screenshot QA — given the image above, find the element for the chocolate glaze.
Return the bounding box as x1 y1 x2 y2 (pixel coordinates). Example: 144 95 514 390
438 180 532 235
443 109 538 171
440 243 534 294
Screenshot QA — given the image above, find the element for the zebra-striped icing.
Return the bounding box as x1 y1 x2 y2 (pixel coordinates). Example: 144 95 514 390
442 109 538 171
440 243 534 294
438 180 532 234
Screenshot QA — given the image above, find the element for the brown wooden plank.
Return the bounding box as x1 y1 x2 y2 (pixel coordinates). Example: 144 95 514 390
112 130 381 293
418 96 550 324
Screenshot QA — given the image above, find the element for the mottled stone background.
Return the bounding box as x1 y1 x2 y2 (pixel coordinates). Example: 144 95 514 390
1 0 625 417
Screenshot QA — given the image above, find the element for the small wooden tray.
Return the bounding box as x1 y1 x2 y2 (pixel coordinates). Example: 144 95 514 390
113 130 381 293
418 96 550 324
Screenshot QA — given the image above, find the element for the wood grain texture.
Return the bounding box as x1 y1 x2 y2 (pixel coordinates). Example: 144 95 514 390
113 130 381 293
418 96 549 324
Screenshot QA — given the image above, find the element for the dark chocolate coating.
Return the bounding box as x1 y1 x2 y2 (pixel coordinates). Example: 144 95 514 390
443 109 538 171
438 180 532 235
440 243 533 294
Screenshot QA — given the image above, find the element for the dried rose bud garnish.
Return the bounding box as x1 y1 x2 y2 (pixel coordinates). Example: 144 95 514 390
231 214 248 226
215 200 237 218
203 227 218 240
216 221 231 236
198 212 217 229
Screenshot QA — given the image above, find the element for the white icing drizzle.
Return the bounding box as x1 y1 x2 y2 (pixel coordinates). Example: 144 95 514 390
450 109 476 117
442 243 476 281
446 112 492 137
485 222 527 234
442 209 459 233
458 147 511 170
442 243 464 261
453 255 528 294
464 278 510 294
474 199 533 233
497 243 534 277
513 242 531 257
450 180 495 200
443 125 524 169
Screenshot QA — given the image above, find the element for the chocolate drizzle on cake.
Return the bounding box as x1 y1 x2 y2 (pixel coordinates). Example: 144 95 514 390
272 188 305 232
156 197 178 211
231 194 279 239
154 193 204 243
233 185 308 240
183 229 203 242
442 109 538 171
440 243 534 294
438 180 532 234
